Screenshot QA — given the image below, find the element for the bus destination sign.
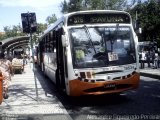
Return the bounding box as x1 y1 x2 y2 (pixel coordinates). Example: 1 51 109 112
68 13 130 25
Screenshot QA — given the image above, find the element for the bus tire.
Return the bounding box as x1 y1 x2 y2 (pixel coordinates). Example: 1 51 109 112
20 69 23 74
42 64 47 77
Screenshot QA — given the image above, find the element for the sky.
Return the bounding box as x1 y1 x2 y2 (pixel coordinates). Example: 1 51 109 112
0 0 68 32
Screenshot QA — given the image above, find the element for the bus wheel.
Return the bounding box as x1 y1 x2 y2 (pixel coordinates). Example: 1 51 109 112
42 64 47 77
19 69 23 74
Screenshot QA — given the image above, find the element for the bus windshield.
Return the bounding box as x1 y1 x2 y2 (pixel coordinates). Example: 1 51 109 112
69 26 136 68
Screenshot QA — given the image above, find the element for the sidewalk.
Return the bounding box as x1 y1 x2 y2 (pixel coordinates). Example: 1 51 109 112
140 64 160 79
0 63 72 120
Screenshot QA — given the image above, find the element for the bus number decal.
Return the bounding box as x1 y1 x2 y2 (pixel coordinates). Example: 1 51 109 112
108 52 119 61
72 17 84 24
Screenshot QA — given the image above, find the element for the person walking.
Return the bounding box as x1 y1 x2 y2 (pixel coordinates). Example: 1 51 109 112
0 53 13 99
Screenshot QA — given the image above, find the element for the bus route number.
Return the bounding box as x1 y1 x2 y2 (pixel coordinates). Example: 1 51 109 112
108 52 119 61
73 17 84 24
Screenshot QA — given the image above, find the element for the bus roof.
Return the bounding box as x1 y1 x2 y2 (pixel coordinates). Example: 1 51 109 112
41 10 131 38
63 10 131 17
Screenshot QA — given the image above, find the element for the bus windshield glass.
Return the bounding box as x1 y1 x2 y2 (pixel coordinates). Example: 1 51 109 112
69 26 136 68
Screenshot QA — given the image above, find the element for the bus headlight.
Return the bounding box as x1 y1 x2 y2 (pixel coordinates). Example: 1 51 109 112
74 70 79 76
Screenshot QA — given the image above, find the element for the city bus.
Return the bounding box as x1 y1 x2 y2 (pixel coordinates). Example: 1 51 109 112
37 10 140 96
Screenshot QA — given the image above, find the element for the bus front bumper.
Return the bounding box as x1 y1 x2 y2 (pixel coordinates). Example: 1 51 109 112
69 72 140 96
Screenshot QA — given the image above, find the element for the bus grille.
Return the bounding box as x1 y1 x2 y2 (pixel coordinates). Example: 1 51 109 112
113 71 136 80
78 71 136 83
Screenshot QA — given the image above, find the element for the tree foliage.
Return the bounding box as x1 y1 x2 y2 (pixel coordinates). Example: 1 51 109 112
84 0 106 10
61 0 83 13
45 14 57 25
61 0 68 13
129 0 160 47
36 23 47 35
60 0 137 13
0 25 25 41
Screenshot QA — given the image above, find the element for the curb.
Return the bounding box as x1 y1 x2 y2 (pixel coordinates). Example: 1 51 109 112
140 72 160 79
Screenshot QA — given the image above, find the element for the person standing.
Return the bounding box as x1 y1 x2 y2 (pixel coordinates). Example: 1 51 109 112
140 50 146 69
0 53 13 99
154 52 158 69
151 50 155 68
145 50 151 68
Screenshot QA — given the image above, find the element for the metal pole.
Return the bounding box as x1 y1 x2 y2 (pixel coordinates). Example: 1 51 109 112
136 11 137 21
28 12 39 102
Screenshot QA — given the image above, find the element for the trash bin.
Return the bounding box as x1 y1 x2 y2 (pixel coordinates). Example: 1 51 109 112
0 72 3 104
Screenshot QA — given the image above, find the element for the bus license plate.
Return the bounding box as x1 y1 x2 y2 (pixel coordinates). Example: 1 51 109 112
108 52 118 61
104 83 116 89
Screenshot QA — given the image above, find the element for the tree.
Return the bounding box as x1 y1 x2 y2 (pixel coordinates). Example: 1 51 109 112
36 23 47 35
0 25 26 40
45 14 57 25
61 0 87 13
104 0 127 10
129 0 160 47
61 0 69 13
84 0 106 10
0 33 6 41
60 0 135 13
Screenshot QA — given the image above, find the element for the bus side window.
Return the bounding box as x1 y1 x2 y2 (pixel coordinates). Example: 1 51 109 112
45 36 48 52
48 32 52 52
46 34 51 52
42 38 45 52
53 30 56 53
49 31 53 52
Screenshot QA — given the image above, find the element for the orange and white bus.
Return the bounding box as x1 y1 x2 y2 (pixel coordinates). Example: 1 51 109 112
37 10 140 96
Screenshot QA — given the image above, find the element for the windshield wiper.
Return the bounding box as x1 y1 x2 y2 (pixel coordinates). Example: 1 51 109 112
83 25 96 54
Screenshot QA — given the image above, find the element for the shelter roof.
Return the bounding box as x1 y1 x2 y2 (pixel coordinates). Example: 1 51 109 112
1 36 30 50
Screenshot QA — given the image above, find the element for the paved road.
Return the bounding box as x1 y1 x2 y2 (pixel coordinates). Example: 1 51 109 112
55 76 160 120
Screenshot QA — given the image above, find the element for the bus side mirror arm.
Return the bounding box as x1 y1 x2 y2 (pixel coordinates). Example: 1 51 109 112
62 35 68 47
